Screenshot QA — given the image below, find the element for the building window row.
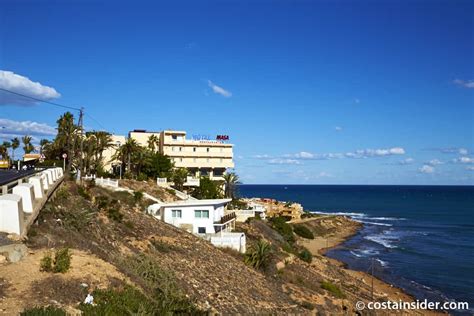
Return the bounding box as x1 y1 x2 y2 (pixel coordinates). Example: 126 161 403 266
194 210 209 218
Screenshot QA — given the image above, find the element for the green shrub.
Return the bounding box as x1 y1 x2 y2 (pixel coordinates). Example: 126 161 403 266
79 286 155 315
122 254 200 313
270 217 295 244
321 281 345 298
77 186 90 200
95 196 109 210
298 248 313 263
107 208 123 222
52 248 71 273
301 301 315 310
293 224 314 239
133 190 144 204
39 252 53 272
244 239 272 270
21 306 66 316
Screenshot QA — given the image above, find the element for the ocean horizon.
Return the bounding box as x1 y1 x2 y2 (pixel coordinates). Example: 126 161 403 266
238 184 474 313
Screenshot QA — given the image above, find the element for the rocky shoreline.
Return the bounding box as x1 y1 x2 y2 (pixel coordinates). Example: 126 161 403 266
294 215 443 315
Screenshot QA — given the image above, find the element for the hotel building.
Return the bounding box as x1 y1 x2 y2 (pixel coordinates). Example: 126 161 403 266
103 130 234 180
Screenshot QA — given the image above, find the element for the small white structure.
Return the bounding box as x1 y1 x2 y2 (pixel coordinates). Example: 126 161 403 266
148 199 233 235
234 202 267 222
147 198 246 252
12 183 35 213
0 194 24 235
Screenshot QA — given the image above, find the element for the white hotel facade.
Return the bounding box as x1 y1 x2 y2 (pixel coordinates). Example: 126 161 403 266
104 129 234 179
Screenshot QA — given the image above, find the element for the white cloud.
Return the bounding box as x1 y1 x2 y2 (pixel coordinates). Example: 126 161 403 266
0 118 56 136
399 158 415 165
294 151 315 159
459 148 469 155
453 156 474 164
283 147 406 161
427 159 443 166
335 126 343 132
254 154 272 159
268 158 301 165
207 80 232 98
354 98 360 104
0 70 61 106
466 166 474 171
453 79 474 89
345 147 405 158
419 165 435 174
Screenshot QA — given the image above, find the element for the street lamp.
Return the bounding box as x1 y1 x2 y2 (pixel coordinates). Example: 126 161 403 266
116 141 122 180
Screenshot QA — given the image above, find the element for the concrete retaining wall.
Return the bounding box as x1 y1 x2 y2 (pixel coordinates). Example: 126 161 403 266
0 167 64 238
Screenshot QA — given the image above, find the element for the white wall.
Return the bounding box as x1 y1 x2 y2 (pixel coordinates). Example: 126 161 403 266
162 205 219 234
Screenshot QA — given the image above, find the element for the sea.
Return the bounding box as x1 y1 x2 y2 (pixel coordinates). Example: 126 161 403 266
238 185 474 314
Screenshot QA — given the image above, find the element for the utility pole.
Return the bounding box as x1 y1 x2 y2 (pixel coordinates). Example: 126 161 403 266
371 257 374 300
77 107 84 183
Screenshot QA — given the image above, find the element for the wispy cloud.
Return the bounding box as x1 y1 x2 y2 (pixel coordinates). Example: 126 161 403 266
270 147 406 162
453 79 474 89
466 166 474 171
426 147 469 155
253 154 273 159
397 158 415 165
0 70 61 106
354 98 360 104
453 156 474 164
427 159 443 166
207 80 232 98
268 158 301 165
419 165 435 174
0 118 56 136
335 126 343 132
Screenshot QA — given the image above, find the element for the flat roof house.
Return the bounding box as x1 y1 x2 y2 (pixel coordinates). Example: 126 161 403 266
147 198 246 252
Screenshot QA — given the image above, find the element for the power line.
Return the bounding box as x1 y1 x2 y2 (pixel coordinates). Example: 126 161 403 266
0 87 81 111
0 86 113 134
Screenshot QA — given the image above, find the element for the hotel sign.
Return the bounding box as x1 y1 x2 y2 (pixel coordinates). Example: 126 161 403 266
216 135 229 141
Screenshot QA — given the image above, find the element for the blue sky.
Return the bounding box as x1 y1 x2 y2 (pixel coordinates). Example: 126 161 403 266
0 0 473 185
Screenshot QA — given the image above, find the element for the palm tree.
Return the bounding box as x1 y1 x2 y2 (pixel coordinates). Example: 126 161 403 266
0 143 8 160
39 139 50 155
223 172 240 199
55 112 77 173
171 167 188 191
147 134 159 153
1 141 11 160
22 135 34 154
11 137 19 161
112 138 141 176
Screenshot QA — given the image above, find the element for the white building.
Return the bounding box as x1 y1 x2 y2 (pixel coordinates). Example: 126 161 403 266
147 198 246 252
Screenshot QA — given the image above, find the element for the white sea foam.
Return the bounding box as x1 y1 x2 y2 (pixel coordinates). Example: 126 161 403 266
364 234 398 249
311 211 367 217
376 258 388 267
350 251 363 258
354 219 393 227
368 217 406 221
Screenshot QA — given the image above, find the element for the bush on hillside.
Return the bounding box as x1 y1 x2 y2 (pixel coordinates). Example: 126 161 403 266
293 224 314 239
39 248 71 273
321 281 345 298
21 306 66 316
270 217 295 244
298 248 313 263
244 239 272 270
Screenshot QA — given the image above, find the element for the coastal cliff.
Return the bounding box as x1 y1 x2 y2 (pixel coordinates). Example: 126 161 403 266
0 181 442 315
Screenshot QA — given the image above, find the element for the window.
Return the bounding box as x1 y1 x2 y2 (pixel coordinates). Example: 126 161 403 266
171 210 182 218
172 135 177 140
179 147 182 151
172 146 176 151
193 147 196 152
194 210 209 218
198 227 206 234
206 147 210 152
